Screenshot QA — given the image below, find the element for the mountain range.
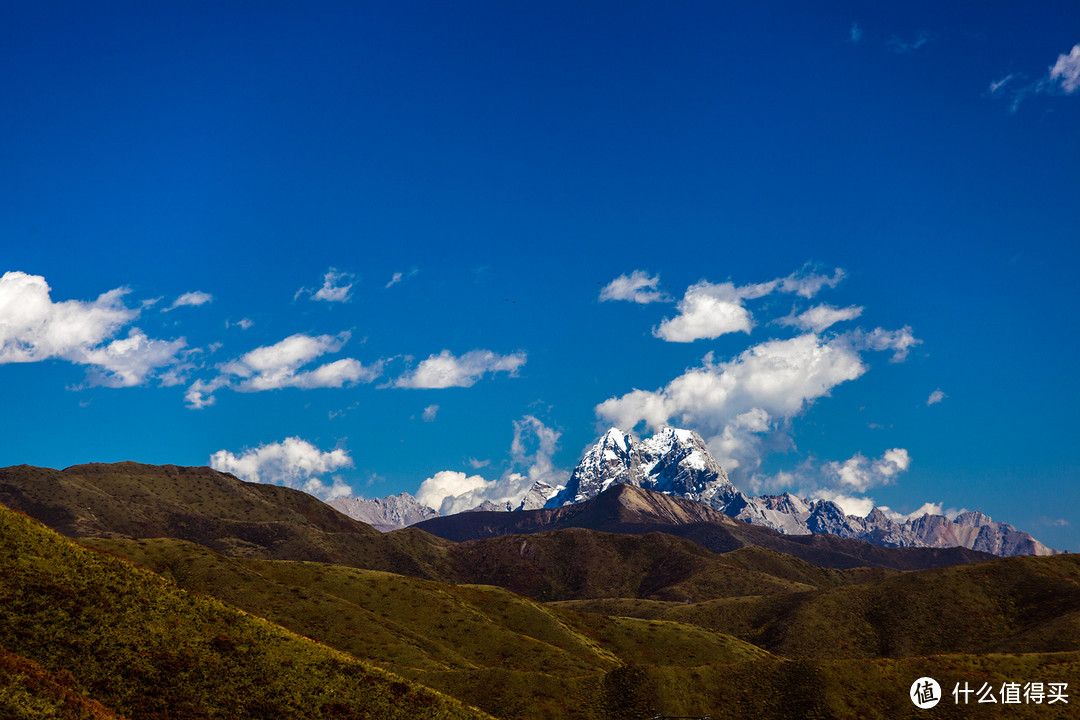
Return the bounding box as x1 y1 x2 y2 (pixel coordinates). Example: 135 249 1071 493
1 459 1077 720
332 427 1055 557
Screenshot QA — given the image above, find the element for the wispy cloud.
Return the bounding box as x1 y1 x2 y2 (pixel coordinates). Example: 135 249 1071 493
386 267 419 289
599 270 670 304
296 268 355 302
887 31 931 54
422 404 439 422
777 304 863 333
185 332 381 408
927 389 946 406
848 23 862 43
163 291 213 311
989 44 1080 113
394 349 526 389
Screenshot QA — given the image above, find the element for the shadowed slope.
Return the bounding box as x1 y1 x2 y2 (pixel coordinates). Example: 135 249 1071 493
555 553 1080 660
414 483 996 571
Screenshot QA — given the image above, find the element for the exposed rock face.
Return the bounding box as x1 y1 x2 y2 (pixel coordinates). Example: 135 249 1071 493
548 427 744 512
548 427 1057 557
467 500 513 513
517 480 558 511
329 493 439 533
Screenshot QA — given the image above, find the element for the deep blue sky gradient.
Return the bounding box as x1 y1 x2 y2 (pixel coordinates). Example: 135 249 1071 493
2 2 1078 548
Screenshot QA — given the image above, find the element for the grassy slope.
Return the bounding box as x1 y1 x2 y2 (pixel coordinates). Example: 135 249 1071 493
0 506 493 720
554 553 1080 660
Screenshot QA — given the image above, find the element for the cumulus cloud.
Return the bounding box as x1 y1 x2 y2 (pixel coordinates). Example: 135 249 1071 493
296 268 354 303
0 271 185 387
927 389 946 406
209 437 354 500
598 323 918 484
164 291 213 311
822 447 910 492
654 281 756 341
1048 44 1080 94
749 448 914 518
422 404 439 422
415 415 569 514
186 332 381 408
394 349 526 389
777 304 863 333
599 271 670 304
653 266 847 343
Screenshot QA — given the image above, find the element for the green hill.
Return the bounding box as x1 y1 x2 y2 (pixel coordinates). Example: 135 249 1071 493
554 552 1080 660
0 504 492 720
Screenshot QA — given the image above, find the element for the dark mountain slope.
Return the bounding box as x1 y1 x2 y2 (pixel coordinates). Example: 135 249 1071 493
555 552 1080 660
414 483 995 571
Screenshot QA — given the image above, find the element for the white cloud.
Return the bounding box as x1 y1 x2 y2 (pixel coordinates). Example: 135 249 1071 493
599 271 670 304
779 266 846 298
394 349 526 389
80 329 187 388
0 271 185 387
415 416 569 514
186 332 381 408
296 268 354 303
1048 44 1080 94
990 45 1080 113
810 489 877 518
209 437 354 500
822 448 909 493
849 23 862 43
422 404 439 422
653 266 847 343
927 389 946 406
416 471 495 513
879 501 944 523
849 326 920 362
989 73 1017 95
778 304 863 333
750 448 914 518
598 334 867 438
654 281 755 342
385 267 418 289
227 318 254 330
164 291 213 311
467 457 491 469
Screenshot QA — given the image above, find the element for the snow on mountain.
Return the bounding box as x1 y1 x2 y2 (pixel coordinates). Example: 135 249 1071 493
547 427 745 512
329 493 439 532
551 427 1057 557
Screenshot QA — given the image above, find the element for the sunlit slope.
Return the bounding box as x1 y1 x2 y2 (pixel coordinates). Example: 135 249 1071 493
556 553 1080 659
0 505 493 720
85 537 770 673
0 648 124 720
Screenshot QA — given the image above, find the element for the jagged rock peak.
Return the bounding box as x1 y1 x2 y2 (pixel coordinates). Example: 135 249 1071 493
329 492 439 532
550 426 744 512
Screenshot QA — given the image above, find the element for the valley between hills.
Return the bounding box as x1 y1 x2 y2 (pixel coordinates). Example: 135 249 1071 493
1 462 1077 719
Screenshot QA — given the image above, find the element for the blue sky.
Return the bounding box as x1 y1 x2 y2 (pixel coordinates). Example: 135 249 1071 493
2 1 1078 549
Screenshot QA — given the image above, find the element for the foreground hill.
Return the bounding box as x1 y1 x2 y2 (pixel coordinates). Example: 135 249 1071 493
0 503 493 720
